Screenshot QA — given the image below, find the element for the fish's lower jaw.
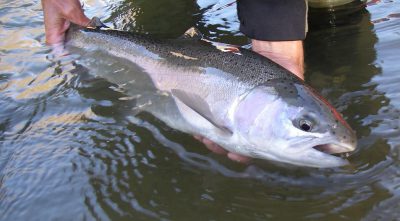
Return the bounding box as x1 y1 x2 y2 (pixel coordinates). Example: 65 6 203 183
293 150 349 168
313 143 356 156
260 153 349 168
256 144 351 168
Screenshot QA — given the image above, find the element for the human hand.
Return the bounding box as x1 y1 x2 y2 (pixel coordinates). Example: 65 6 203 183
194 135 251 163
41 0 90 45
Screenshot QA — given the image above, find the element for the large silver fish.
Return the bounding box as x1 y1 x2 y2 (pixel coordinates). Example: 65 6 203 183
66 18 357 168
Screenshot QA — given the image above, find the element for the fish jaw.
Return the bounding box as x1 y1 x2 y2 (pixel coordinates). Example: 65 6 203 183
280 135 356 167
276 141 351 168
244 130 355 168
313 142 356 155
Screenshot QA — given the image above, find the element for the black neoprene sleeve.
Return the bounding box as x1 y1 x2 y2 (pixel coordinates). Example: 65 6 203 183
237 0 307 41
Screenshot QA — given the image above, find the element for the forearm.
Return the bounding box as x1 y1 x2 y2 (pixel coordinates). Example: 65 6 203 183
236 0 307 79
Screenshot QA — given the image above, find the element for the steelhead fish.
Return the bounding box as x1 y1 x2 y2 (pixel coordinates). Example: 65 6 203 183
65 18 357 168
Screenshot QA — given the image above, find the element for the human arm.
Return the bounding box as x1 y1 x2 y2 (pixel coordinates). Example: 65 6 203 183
237 0 307 80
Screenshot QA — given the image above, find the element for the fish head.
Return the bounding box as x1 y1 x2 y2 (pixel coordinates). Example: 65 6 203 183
234 81 357 168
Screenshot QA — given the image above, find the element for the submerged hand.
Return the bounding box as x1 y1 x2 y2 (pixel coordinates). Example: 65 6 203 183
194 135 251 163
41 0 90 45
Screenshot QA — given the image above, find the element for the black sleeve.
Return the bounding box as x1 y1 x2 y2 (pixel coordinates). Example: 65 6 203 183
237 0 307 41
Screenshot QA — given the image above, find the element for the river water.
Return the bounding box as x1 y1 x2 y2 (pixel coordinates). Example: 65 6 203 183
1 0 399 220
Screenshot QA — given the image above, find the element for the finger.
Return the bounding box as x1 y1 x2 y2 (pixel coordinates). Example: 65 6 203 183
194 136 228 155
203 139 228 155
42 0 68 44
227 152 251 164
194 135 252 163
193 135 203 141
52 0 91 27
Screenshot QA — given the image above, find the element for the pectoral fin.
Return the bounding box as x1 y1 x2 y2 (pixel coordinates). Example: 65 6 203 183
171 89 232 135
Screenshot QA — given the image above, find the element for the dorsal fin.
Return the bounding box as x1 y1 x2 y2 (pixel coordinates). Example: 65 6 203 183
179 27 203 40
171 89 232 135
86 17 109 29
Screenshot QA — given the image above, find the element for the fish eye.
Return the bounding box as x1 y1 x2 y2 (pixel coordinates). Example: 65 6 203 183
299 119 313 132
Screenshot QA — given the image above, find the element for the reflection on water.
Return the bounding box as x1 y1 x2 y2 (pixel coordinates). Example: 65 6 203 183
105 0 200 38
1 0 400 220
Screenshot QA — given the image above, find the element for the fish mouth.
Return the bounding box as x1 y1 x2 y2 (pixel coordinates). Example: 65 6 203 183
313 143 355 158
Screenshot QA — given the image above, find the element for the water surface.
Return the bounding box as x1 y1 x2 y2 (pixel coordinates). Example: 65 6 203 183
1 0 400 220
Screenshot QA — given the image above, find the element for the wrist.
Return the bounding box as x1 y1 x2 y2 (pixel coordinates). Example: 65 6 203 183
251 39 304 79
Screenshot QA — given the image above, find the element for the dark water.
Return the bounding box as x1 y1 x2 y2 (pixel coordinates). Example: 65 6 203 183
1 0 400 220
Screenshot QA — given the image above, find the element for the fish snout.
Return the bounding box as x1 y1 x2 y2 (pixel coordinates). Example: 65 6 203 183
316 120 358 156
313 128 357 159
